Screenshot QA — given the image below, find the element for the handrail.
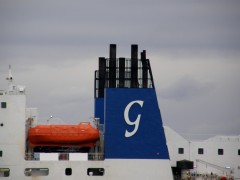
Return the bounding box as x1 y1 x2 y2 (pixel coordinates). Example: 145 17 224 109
25 152 104 161
196 159 233 174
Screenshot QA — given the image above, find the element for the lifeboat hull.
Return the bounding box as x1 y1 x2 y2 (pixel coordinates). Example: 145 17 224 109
28 122 100 147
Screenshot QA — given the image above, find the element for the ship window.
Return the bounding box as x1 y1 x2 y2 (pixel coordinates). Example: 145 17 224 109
238 149 240 155
0 151 2 157
0 168 10 177
198 148 204 155
87 168 104 176
178 148 184 154
218 149 224 155
65 168 72 176
24 168 49 176
1 102 7 108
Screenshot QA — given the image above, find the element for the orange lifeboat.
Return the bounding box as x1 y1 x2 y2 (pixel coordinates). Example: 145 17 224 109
28 122 100 147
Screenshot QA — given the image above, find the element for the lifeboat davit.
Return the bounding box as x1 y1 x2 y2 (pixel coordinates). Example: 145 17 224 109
28 122 100 147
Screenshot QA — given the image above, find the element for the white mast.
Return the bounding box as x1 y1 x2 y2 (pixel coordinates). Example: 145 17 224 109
6 65 14 92
6 65 13 82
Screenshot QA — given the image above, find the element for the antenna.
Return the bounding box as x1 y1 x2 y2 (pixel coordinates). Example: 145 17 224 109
47 115 53 124
6 65 13 82
6 65 15 93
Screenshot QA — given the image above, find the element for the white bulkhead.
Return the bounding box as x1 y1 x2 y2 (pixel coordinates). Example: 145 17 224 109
0 86 26 165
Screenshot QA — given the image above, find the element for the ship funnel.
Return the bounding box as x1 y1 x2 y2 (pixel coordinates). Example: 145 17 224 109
94 44 155 98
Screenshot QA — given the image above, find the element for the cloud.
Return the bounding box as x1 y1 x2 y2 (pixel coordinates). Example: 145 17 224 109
1 1 239 52
0 1 239 138
160 76 215 101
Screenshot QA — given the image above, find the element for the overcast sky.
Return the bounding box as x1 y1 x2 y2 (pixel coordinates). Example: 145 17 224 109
0 0 239 140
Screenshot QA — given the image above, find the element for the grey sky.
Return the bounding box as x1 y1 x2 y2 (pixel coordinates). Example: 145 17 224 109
0 0 240 139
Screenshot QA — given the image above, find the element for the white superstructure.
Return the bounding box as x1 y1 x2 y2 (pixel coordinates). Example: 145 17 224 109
165 126 240 179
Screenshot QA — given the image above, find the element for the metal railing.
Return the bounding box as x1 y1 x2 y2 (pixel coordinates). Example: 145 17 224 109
25 152 104 161
88 153 104 161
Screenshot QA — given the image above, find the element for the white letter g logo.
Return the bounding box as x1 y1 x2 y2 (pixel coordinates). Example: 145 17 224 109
124 100 144 138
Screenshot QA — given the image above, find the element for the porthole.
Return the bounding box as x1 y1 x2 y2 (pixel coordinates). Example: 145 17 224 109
65 168 72 176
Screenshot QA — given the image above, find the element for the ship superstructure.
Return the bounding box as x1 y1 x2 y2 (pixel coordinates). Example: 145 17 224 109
165 126 239 179
0 45 173 179
1 45 237 180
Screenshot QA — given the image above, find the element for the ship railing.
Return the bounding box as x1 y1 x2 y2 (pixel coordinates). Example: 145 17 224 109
25 153 34 160
88 153 104 161
0 90 6 95
196 159 233 175
25 152 104 161
1 85 26 95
